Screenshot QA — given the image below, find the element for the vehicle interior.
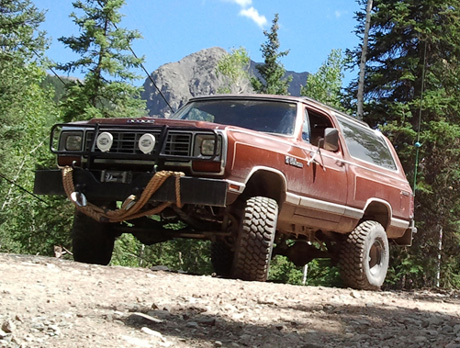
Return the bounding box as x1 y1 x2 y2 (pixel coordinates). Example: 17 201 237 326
306 108 334 147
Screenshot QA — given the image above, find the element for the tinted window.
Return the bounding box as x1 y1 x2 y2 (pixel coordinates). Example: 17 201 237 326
173 100 297 135
337 117 397 171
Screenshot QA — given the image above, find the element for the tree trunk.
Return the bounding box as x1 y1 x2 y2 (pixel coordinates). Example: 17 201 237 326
357 0 373 120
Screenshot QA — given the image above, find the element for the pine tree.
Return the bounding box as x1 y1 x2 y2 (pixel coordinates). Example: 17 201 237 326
251 13 292 95
0 0 72 256
300 49 348 111
57 0 146 121
0 0 49 199
349 0 460 289
0 0 46 119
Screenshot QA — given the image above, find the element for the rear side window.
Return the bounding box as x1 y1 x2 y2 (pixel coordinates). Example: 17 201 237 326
337 117 397 171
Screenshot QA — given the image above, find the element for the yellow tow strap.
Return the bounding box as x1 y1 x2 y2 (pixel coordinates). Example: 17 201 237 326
61 166 184 223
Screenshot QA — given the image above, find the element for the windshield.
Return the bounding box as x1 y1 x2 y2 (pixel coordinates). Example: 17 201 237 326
172 99 297 135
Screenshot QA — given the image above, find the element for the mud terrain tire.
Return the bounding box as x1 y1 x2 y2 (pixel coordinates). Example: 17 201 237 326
72 211 116 265
339 220 389 290
231 196 278 282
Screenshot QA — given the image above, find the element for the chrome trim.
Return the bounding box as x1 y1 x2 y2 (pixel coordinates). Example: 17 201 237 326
286 192 300 205
364 198 393 217
344 206 365 220
189 130 227 176
391 217 410 229
299 196 345 215
287 192 362 218
245 166 288 188
285 192 411 229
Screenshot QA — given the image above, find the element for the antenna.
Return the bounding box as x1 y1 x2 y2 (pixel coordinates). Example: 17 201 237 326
412 40 427 195
32 22 176 115
111 22 175 114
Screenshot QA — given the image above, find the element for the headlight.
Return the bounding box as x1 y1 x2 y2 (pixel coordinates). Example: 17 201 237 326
62 132 83 151
201 138 216 156
195 134 220 156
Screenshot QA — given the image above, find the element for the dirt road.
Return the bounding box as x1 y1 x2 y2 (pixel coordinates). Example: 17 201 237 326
0 253 459 348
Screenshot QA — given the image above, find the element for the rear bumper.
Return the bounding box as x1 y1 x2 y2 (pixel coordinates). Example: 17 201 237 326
394 220 417 246
34 169 228 207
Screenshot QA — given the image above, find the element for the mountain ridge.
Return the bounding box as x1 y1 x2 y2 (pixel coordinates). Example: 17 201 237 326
141 47 309 117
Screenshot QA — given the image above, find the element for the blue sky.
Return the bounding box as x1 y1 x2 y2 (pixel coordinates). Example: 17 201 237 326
35 0 361 85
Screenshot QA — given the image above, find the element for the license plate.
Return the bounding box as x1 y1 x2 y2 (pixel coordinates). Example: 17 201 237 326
100 170 132 184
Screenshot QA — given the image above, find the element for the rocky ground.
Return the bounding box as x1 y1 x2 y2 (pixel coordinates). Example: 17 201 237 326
0 253 460 348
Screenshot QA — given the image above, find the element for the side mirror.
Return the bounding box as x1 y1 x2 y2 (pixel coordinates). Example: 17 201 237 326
323 128 339 152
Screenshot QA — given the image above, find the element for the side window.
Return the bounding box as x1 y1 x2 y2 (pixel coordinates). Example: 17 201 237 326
302 109 310 142
338 117 397 170
308 109 334 147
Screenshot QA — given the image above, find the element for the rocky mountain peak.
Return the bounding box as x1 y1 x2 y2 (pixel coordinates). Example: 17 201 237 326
141 47 308 117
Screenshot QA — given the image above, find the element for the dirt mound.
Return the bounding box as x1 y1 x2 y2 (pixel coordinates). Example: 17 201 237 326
0 253 459 348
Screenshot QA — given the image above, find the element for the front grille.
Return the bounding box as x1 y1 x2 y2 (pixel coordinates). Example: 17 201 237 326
164 133 192 156
85 130 164 155
84 129 192 157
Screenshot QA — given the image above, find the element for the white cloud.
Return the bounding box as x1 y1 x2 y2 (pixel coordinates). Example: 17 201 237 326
234 0 252 7
239 6 267 28
223 0 252 7
221 0 267 28
334 10 347 18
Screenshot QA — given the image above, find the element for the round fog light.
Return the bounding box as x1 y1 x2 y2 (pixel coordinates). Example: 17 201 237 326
96 132 113 152
138 133 156 154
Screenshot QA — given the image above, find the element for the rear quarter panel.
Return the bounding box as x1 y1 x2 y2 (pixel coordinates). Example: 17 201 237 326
342 136 413 238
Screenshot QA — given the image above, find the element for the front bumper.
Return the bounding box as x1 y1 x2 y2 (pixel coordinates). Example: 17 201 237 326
34 169 228 207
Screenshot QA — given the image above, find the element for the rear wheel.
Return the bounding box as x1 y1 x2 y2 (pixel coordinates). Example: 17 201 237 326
72 211 116 265
339 220 389 290
231 196 278 282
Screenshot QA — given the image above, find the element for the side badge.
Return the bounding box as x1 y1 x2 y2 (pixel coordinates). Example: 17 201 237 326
285 156 303 168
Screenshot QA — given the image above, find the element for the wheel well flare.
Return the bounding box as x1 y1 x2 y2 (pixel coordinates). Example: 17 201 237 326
242 170 286 207
363 201 391 230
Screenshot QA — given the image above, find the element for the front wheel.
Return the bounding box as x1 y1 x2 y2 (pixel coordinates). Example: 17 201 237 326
72 211 116 265
339 220 389 290
231 196 278 282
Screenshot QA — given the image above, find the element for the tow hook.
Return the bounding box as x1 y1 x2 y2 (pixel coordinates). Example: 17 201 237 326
70 191 87 207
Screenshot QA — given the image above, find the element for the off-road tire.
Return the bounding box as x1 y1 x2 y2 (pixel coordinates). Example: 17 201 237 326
339 220 389 290
231 196 278 282
72 211 116 265
211 241 234 277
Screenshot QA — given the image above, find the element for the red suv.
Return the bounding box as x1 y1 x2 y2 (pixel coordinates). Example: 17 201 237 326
35 94 416 290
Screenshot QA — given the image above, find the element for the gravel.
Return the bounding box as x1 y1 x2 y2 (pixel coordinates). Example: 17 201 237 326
0 253 459 348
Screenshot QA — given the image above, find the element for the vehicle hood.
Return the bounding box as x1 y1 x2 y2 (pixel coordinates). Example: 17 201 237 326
82 117 229 130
